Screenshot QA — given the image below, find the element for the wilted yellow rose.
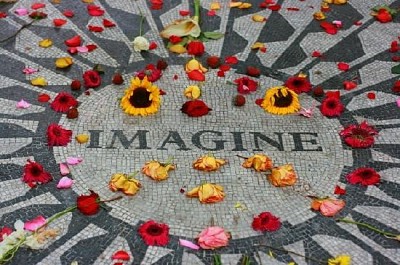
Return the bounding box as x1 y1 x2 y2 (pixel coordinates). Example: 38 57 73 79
323 0 347 4
251 42 265 50
160 18 201 38
185 58 208 73
268 164 297 187
313 11 326 20
75 134 89 144
141 160 175 181
238 3 252 8
193 154 227 171
31 77 48 87
38 38 53 48
55 57 73 68
169 44 187 54
242 154 273 172
252 14 266 22
184 85 201 99
230 2 242 8
109 173 141 196
187 183 225 203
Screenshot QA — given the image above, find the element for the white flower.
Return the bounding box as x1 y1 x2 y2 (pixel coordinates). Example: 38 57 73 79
132 36 150 52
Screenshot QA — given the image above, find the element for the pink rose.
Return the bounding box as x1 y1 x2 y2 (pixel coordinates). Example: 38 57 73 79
197 226 230 249
319 199 345 217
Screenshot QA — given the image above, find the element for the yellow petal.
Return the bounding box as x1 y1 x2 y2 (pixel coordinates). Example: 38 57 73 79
75 134 89 144
39 38 53 48
210 2 221 10
55 57 73 68
230 2 242 7
186 186 200 197
313 11 326 20
82 0 94 3
31 77 47 87
252 14 266 22
169 44 187 54
184 85 201 99
251 42 265 50
238 3 252 9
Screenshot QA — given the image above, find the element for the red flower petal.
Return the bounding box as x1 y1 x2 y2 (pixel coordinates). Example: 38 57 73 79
225 56 238 64
179 10 190 16
219 64 231 72
103 19 116 27
187 70 205 81
65 35 82 47
287 7 300 11
88 25 104 32
173 74 178 80
325 90 341 99
389 41 399 53
392 56 400 62
63 10 74 18
337 62 350 71
31 3 46 10
0 12 7 19
268 5 281 11
53 19 67 27
181 100 211 117
111 250 130 261
367 92 376 100
217 70 225 77
67 47 78 54
38 93 50 103
334 185 346 195
353 21 362 26
320 21 338 35
149 41 158 50
86 44 98 52
260 47 267 53
159 89 166 95
312 51 322 57
208 10 216 16
87 5 105 16
343 81 357 90
255 98 263 106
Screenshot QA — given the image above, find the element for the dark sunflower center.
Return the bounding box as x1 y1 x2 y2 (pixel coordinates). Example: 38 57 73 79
129 87 152 108
146 225 163 236
274 90 293 107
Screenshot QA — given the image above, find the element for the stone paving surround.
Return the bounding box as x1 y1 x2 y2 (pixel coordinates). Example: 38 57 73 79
0 0 399 264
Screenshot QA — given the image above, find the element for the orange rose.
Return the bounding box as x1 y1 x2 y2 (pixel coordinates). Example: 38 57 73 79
268 164 297 187
311 197 345 217
186 183 225 203
142 160 175 181
109 173 141 196
242 154 273 172
193 154 227 172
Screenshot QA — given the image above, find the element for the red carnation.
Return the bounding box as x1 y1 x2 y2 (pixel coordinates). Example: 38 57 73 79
138 220 169 246
346 167 381 186
22 160 52 185
136 64 162 82
252 212 281 232
47 124 72 147
285 76 312 94
50 92 78 113
207 56 221 68
246 66 261 77
375 9 392 23
234 77 258 94
181 100 211 117
77 190 100 215
83 70 102 88
187 40 205 56
320 96 344 117
339 121 378 148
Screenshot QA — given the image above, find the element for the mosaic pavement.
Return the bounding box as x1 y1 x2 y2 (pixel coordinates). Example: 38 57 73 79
0 0 400 264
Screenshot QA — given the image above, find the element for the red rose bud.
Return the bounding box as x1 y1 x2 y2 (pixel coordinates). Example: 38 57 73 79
313 86 325 97
367 92 376 100
156 59 168 70
392 80 400 93
112 73 124 85
375 9 392 23
66 107 79 119
187 40 205 56
83 70 101 88
76 190 100 215
207 56 221 69
234 95 246 106
246 66 261 77
70 80 81 91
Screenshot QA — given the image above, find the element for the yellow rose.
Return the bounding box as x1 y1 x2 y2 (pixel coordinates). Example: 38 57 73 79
109 173 141 196
242 154 273 172
185 58 208 73
193 154 226 171
141 161 175 181
268 164 297 187
187 183 225 203
184 85 201 99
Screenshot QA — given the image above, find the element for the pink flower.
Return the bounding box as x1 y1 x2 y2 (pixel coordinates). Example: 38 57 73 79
197 226 230 249
24 216 46 231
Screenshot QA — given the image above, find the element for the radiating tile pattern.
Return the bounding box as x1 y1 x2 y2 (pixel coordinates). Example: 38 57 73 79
0 0 399 264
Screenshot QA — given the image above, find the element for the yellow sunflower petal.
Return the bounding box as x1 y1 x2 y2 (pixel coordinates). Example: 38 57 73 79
38 38 53 48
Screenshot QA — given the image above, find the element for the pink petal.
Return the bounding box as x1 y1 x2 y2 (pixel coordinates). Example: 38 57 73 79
111 250 130 261
77 46 89 53
24 216 46 231
179 239 200 250
397 98 400 108
15 8 29 16
22 67 39 74
57 176 73 189
16 99 31 109
59 163 70 175
66 157 83 165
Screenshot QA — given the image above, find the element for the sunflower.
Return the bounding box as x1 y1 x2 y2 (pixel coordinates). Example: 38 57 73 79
261 86 300 115
120 77 161 116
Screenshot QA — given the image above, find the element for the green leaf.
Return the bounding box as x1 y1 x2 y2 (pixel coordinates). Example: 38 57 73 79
391 64 400 74
202 31 224 40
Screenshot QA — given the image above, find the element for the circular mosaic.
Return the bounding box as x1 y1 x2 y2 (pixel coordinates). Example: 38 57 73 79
54 65 349 238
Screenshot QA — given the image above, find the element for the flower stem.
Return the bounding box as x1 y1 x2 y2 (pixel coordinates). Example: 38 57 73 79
36 205 77 232
138 9 145 36
336 218 398 237
255 244 325 264
236 155 249 160
1 235 26 262
101 195 123 203
193 0 201 23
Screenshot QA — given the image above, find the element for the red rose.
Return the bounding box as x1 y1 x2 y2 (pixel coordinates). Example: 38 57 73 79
169 35 182 44
187 40 205 56
375 9 392 23
234 77 258 94
207 56 221 69
181 100 211 117
83 70 101 88
77 190 100 215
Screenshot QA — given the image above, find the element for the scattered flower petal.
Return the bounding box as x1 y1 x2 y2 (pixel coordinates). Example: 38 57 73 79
24 216 46 231
57 176 73 189
67 157 83 165
15 8 29 16
31 77 48 87
111 250 130 261
179 239 200 250
39 38 53 48
16 99 31 109
59 163 70 176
